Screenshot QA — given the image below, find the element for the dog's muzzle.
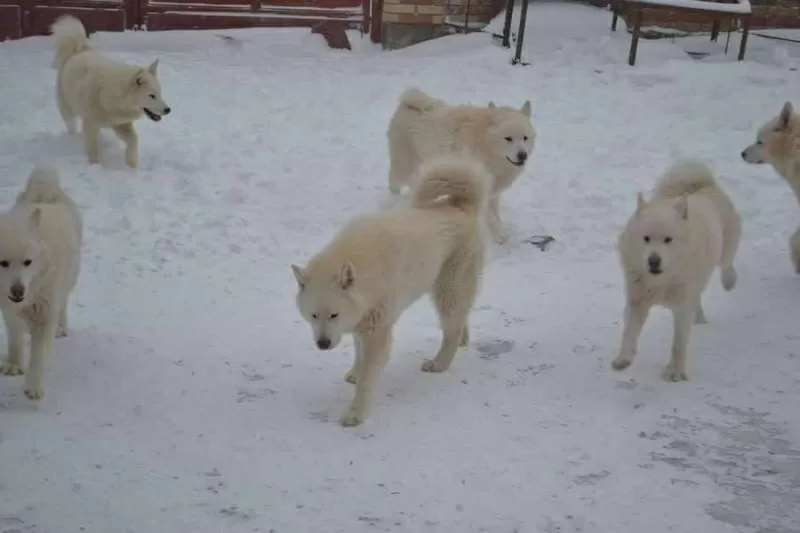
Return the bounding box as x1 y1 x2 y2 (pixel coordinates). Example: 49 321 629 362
143 107 171 122
506 153 527 167
8 284 25 303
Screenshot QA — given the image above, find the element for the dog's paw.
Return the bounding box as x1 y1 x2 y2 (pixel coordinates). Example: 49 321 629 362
24 383 44 400
0 361 24 376
339 408 364 427
611 356 632 371
421 359 447 373
126 157 138 169
56 326 68 338
662 365 687 382
344 370 358 384
721 266 737 291
493 231 510 245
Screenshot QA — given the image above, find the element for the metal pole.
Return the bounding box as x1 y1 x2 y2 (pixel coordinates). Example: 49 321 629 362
511 0 529 65
501 0 514 48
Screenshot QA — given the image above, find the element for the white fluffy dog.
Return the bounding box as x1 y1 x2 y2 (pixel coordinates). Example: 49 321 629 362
51 15 171 168
612 159 741 382
386 88 535 244
292 154 490 427
0 167 83 400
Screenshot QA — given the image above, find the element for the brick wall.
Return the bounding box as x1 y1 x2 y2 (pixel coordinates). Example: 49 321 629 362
383 0 446 25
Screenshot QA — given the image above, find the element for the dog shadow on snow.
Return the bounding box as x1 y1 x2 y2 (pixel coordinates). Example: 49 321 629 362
16 132 134 171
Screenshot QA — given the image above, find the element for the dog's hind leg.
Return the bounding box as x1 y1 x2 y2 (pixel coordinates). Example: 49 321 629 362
55 78 77 135
486 195 510 244
0 311 27 376
83 119 101 164
113 123 139 169
387 129 416 194
662 304 694 382
56 304 69 338
423 253 482 373
344 335 363 384
719 211 741 290
340 328 392 427
694 303 707 325
612 301 650 371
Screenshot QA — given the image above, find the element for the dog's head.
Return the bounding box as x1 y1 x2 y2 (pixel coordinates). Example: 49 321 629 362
291 262 364 351
131 60 171 122
621 193 691 283
0 209 44 307
485 101 536 169
741 101 796 165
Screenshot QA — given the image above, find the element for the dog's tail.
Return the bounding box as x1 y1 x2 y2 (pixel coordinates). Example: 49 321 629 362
411 154 491 215
16 167 72 207
397 88 447 114
653 158 719 199
50 15 91 70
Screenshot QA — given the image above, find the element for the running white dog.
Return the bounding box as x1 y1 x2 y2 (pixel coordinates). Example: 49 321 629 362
51 15 171 168
292 154 490 427
0 167 83 400
612 159 741 382
741 101 800 272
387 88 535 244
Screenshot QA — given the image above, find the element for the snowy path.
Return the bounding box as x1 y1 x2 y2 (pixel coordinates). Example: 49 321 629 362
1 4 799 532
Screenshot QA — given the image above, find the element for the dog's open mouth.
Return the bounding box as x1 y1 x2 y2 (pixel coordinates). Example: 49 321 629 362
506 157 525 167
8 294 24 303
648 268 662 276
143 108 162 122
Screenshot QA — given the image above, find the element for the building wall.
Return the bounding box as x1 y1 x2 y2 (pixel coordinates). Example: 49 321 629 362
381 0 501 48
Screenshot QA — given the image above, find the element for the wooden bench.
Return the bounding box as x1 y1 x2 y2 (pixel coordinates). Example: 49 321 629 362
610 0 752 66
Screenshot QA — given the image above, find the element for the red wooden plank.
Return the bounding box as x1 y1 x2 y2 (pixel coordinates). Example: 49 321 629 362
146 2 359 18
148 0 361 9
28 6 126 35
145 11 361 28
0 4 22 40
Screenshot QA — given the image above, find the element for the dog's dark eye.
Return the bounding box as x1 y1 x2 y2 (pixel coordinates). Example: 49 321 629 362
756 140 763 146
329 313 339 319
0 261 7 268
664 237 672 244
23 259 31 267
523 136 528 141
643 236 651 243
504 136 513 142
311 313 319 320
149 94 156 99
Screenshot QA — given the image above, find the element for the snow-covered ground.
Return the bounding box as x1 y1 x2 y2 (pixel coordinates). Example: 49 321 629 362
1 2 799 532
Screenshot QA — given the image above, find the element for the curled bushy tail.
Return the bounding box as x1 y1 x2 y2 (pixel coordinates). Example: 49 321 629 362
411 154 491 215
653 158 719 199
16 167 71 207
398 88 447 114
51 15 90 70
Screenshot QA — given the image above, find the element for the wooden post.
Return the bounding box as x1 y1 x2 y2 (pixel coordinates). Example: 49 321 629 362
738 14 750 61
710 18 720 41
611 0 618 31
628 6 642 66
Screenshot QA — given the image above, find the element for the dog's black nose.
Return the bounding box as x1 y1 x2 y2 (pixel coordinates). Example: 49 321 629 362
648 254 661 271
517 151 528 162
316 338 332 350
740 150 746 160
9 284 24 302
163 107 171 115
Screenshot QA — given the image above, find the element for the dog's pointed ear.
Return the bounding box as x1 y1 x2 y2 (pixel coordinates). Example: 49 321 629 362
132 68 145 88
28 208 42 229
675 194 689 220
488 102 496 110
147 58 159 76
636 192 646 213
778 101 793 130
520 100 532 117
291 264 306 289
338 262 355 290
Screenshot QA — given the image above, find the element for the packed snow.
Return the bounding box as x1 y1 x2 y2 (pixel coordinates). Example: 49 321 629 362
1 3 799 532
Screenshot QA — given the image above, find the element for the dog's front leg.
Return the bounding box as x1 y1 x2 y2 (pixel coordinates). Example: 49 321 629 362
663 304 694 382
83 119 101 164
486 195 509 244
612 300 650 371
344 334 363 384
113 123 139 169
340 328 391 427
790 226 800 274
0 311 27 376
24 304 60 400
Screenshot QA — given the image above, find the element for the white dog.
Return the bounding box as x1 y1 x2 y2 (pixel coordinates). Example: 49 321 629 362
612 159 741 382
0 167 83 400
51 15 171 168
292 154 490 427
386 88 535 244
741 101 800 272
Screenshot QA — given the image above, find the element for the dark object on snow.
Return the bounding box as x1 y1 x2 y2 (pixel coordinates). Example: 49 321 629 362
524 235 554 251
491 0 532 66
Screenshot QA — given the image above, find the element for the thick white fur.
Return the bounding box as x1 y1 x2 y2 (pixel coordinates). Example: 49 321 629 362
741 101 800 273
51 15 170 168
387 88 535 244
0 167 83 400
292 154 490 427
612 159 741 382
